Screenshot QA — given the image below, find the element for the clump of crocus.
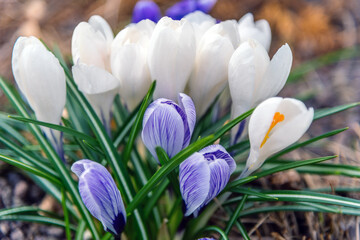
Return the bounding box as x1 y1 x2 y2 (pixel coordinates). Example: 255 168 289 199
141 93 196 163
71 160 126 236
12 36 66 157
240 97 314 178
180 145 236 217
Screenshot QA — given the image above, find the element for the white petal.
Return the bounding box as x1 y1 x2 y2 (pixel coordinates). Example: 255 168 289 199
148 17 196 101
184 11 216 44
88 15 114 44
254 43 292 104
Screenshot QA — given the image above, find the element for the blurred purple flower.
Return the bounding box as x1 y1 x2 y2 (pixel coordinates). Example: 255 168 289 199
166 0 217 20
71 160 126 236
141 93 196 163
132 0 162 23
179 145 235 217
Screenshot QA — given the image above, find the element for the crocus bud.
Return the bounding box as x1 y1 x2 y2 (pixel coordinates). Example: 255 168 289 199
180 145 236 217
71 160 126 236
238 13 271 52
229 40 292 144
141 93 196 163
72 15 118 133
240 97 313 178
132 0 162 23
184 11 216 45
166 0 217 20
12 36 66 156
148 17 196 101
111 20 155 111
188 21 236 117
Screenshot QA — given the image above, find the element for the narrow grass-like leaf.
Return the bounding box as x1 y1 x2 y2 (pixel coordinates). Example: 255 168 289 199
268 127 348 160
75 221 86 240
62 187 72 240
0 215 77 230
144 179 169 218
9 115 98 145
231 187 278 200
127 109 253 214
235 221 250 240
113 113 136 147
314 102 360 120
226 155 336 191
0 77 100 239
122 81 156 164
224 194 248 235
0 154 61 185
0 206 56 217
200 226 229 240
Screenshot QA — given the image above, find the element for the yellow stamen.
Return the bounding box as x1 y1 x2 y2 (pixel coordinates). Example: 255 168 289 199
260 112 284 148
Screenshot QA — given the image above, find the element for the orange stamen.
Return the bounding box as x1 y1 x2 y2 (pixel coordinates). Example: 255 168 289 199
260 112 284 148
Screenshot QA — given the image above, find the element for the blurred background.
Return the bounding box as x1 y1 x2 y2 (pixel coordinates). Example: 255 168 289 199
0 0 360 239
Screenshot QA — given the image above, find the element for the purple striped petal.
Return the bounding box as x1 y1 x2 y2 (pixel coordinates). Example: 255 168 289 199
71 160 126 236
142 103 185 162
166 0 197 20
179 152 210 216
132 0 162 23
178 93 196 142
196 0 217 13
179 144 235 217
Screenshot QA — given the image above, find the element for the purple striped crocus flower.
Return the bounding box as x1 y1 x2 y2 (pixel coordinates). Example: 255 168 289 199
141 93 196 163
166 0 217 20
71 160 126 236
132 0 162 23
180 145 236 217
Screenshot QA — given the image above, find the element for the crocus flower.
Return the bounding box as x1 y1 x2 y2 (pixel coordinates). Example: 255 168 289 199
141 93 196 163
111 19 155 111
188 21 238 117
72 15 118 133
132 0 162 23
240 97 313 178
148 17 196 101
180 145 236 217
229 40 292 144
12 36 66 156
166 0 217 20
238 13 271 51
71 160 126 236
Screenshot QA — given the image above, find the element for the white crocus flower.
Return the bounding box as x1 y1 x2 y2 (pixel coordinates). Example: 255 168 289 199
188 21 236 117
148 16 196 101
240 97 314 178
229 39 292 144
238 13 271 52
72 15 118 133
111 19 155 111
184 11 216 45
12 36 66 156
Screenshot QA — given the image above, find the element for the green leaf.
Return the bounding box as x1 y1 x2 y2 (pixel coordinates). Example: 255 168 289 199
75 221 86 240
113 111 136 147
224 194 248 235
62 187 72 240
122 81 156 164
0 215 76 230
226 155 336 191
0 206 56 217
199 226 229 240
231 187 278 200
8 115 98 145
314 102 360 120
0 154 61 185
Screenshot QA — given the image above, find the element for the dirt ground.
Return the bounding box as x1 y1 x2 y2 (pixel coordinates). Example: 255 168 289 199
0 0 360 239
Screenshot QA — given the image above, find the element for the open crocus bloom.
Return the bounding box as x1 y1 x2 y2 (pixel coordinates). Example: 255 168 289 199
188 21 237 117
229 39 293 144
132 0 162 23
71 160 126 236
238 13 271 52
239 97 314 178
141 93 196 163
72 15 118 133
180 145 236 217
148 17 196 101
12 36 66 156
111 19 155 111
